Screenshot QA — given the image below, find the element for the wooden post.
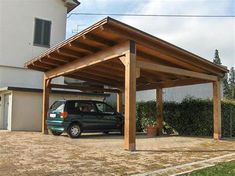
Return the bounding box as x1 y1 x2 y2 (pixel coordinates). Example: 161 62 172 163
213 80 221 140
116 92 122 113
124 41 136 151
156 88 163 134
42 75 51 134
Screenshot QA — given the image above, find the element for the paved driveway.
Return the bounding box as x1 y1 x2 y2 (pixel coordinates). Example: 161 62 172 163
0 131 234 176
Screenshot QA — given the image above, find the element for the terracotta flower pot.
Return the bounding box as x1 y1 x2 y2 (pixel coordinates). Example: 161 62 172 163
146 126 157 137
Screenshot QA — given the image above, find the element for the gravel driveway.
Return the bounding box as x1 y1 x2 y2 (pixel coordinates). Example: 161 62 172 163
0 131 234 176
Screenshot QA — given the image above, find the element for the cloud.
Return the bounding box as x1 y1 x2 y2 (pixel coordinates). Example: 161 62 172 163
67 0 235 68
120 0 235 68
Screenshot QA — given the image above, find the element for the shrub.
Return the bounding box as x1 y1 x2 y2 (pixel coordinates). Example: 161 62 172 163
136 98 235 137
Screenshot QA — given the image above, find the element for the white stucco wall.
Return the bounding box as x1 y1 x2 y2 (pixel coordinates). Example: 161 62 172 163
0 0 68 89
10 91 106 131
0 66 65 89
0 0 67 67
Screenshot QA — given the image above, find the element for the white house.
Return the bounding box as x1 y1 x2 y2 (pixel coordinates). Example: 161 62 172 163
0 0 108 131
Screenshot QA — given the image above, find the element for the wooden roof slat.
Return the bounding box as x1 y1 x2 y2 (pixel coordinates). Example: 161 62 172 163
106 17 227 73
103 26 222 75
39 58 61 67
71 41 101 53
74 70 124 84
45 41 129 79
137 78 210 90
137 60 218 81
136 45 209 73
85 67 124 79
83 33 117 47
58 48 85 58
68 74 123 88
48 55 70 63
24 17 228 91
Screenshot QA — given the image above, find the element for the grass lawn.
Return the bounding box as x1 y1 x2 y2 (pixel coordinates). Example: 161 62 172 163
182 160 235 176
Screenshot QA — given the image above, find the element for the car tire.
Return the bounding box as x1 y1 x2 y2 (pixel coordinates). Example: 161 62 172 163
50 130 63 136
67 123 82 138
103 131 109 134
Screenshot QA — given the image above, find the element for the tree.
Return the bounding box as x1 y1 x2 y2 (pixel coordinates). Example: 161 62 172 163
213 49 222 65
223 73 231 99
212 49 234 100
229 67 235 99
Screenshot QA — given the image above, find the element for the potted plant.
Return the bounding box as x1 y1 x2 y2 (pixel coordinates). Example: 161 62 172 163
141 116 157 137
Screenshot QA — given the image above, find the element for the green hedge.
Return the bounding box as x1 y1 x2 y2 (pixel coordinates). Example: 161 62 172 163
136 98 235 137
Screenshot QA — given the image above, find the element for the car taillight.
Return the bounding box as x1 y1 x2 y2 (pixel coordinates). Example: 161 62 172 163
60 112 68 119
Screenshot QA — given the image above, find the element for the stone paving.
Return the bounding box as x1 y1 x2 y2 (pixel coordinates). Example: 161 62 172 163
0 131 234 176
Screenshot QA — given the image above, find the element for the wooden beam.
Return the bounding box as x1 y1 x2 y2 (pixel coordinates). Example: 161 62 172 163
103 26 225 76
137 50 205 73
70 42 101 53
83 34 116 47
116 92 122 113
50 84 120 93
86 66 124 79
42 75 51 134
68 74 123 88
119 57 140 78
124 41 136 151
141 70 176 82
156 88 163 135
137 61 218 81
57 48 85 58
213 80 221 140
40 58 61 67
137 78 211 91
74 71 124 85
46 41 130 79
33 62 52 70
48 55 69 63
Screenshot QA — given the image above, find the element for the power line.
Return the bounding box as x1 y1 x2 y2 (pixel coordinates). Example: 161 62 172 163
67 12 235 18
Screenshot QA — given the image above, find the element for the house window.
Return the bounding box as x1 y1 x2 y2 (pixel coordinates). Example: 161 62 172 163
33 18 51 47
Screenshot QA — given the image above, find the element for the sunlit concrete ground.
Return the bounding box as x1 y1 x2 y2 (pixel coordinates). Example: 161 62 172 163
0 131 234 176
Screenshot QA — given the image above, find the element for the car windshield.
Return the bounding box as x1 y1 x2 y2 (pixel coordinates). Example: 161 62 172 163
50 101 65 112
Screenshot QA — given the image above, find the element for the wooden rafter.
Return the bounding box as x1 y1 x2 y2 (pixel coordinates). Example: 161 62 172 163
83 33 116 47
74 70 124 85
50 84 121 93
45 41 130 79
137 61 218 81
137 78 210 90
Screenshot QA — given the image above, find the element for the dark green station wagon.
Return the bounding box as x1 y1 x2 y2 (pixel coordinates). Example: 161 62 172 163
46 100 124 138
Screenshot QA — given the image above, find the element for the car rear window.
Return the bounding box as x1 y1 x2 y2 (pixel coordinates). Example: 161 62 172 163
50 101 65 112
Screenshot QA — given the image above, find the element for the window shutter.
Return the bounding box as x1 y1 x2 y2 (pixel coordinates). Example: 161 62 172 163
43 20 51 46
33 18 51 47
34 19 43 45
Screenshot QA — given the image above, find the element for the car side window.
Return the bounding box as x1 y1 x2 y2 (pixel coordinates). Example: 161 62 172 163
66 101 80 114
96 102 114 114
77 102 97 113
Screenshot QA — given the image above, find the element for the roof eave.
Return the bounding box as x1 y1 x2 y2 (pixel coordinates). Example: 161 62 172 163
63 0 80 13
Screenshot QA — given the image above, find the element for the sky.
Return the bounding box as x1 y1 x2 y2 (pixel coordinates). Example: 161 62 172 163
66 0 235 69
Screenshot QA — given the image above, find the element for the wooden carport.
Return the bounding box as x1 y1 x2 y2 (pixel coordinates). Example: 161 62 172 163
25 17 228 151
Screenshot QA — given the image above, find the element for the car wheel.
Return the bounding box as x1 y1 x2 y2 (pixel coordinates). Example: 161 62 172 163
67 123 82 138
50 130 63 136
103 131 109 134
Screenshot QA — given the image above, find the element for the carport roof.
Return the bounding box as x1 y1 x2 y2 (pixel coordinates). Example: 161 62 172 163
25 17 228 90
